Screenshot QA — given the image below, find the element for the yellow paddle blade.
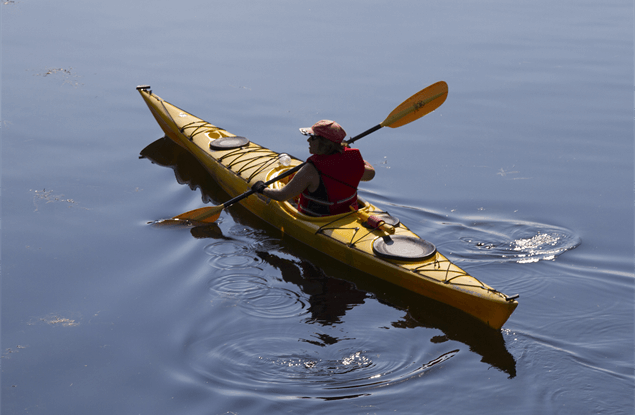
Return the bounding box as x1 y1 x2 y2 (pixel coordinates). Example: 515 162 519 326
172 205 224 223
380 81 448 129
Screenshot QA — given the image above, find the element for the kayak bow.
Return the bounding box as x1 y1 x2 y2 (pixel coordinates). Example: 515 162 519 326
137 85 518 330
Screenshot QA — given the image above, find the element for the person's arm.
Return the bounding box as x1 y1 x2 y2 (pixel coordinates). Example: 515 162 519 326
361 160 375 182
262 163 320 201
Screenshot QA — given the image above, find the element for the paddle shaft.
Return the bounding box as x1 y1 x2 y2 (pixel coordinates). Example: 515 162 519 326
346 124 382 145
221 162 307 209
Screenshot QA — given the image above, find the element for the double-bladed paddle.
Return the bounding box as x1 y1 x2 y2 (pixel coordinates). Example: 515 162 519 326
169 81 448 224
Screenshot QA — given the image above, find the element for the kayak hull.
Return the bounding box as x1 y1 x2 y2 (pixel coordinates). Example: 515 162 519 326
138 87 518 330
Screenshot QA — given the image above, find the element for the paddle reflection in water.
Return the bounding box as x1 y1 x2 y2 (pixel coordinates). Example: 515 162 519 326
140 136 517 383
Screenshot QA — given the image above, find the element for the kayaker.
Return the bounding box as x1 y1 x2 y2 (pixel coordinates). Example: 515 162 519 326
251 120 375 216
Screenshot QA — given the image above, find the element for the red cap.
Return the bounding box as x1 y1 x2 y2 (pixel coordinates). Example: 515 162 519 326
299 120 346 144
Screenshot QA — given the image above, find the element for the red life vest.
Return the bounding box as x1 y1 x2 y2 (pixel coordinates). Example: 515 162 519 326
298 147 365 216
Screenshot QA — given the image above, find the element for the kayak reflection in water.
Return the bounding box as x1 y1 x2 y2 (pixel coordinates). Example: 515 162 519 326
251 120 375 217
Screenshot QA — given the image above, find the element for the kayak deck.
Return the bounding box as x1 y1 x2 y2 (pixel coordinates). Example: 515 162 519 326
138 86 518 330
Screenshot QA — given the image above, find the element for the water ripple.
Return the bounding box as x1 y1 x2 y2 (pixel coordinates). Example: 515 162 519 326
452 222 580 264
385 204 581 265
208 273 269 298
203 240 250 257
207 254 261 269
208 272 310 319
240 286 309 319
204 239 263 269
186 326 460 400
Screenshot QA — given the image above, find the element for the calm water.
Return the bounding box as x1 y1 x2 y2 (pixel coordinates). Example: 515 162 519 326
2 0 633 414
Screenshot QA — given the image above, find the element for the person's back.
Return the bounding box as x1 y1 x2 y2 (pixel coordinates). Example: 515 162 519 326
298 145 365 216
251 120 375 216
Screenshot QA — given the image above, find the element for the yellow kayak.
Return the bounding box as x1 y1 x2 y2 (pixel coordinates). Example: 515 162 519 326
137 86 518 330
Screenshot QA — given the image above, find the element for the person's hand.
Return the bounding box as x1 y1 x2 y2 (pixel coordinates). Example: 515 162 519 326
251 181 266 193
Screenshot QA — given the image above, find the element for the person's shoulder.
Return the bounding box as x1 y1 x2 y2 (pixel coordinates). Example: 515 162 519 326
299 161 319 176
343 147 364 163
344 147 362 157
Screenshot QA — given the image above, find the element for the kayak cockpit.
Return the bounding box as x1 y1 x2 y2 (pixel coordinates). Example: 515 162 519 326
267 165 437 262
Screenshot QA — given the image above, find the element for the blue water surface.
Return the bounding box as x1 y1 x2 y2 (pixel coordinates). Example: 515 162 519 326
2 1 633 414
